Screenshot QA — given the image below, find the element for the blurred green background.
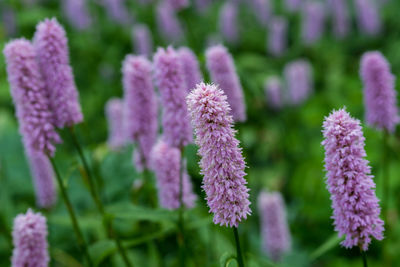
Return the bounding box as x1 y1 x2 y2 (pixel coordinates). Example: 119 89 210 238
1 0 400 266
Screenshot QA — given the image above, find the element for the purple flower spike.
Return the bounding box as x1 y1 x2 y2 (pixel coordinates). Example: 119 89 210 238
284 0 302 12
11 209 49 267
355 0 381 36
62 0 92 30
105 98 127 150
258 191 291 262
33 18 83 128
4 39 61 156
151 140 197 209
267 16 288 57
206 45 246 122
187 83 251 228
101 0 132 25
26 150 57 209
132 24 153 57
322 108 384 250
178 47 203 93
219 2 239 44
251 0 271 26
301 1 326 45
123 55 158 169
156 2 184 43
284 59 313 106
153 47 193 148
360 51 399 133
329 0 350 38
166 0 189 11
265 76 283 109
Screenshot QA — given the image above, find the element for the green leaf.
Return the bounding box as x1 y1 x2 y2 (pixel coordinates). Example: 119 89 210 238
107 204 177 223
310 234 344 261
88 240 116 266
219 252 237 267
51 248 84 267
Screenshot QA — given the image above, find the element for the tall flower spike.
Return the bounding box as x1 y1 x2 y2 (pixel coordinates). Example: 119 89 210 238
322 108 384 250
156 2 184 43
26 149 57 209
284 0 302 12
33 18 83 128
267 16 288 57
187 83 251 227
166 0 189 11
219 2 239 44
206 45 246 122
123 55 158 169
101 0 132 25
329 0 350 38
61 0 91 30
251 0 271 26
301 1 326 45
11 209 49 267
265 76 283 109
284 59 313 106
153 47 193 148
178 47 203 93
132 24 153 57
151 140 197 209
354 0 381 36
105 98 127 150
360 52 398 133
258 191 291 262
3 39 61 156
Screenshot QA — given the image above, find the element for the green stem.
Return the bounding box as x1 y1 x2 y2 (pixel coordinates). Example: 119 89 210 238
233 227 245 267
178 146 185 267
382 130 389 224
68 126 133 267
361 249 368 267
47 155 93 267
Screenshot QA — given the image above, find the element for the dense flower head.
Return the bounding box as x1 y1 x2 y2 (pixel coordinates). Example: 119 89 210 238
187 83 251 227
251 0 271 26
33 18 83 128
11 209 49 267
329 0 350 38
61 0 91 30
132 24 153 57
360 51 398 133
123 55 158 169
206 45 246 122
105 98 127 150
354 0 381 36
219 2 238 44
267 16 287 57
258 191 291 262
322 108 384 250
284 59 313 106
156 2 184 43
178 47 203 93
150 140 197 209
3 39 61 156
26 149 57 209
153 47 193 148
265 76 283 109
301 1 326 44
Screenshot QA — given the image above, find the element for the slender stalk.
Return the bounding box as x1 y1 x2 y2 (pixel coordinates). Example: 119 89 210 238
47 155 93 267
233 227 244 267
382 130 389 224
360 249 368 267
178 146 185 267
68 126 133 267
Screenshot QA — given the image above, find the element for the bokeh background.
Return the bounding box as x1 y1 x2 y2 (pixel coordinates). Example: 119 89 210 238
1 0 400 266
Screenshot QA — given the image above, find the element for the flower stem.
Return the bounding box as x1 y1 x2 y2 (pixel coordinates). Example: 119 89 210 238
233 227 245 267
47 155 93 267
68 126 133 267
361 249 368 267
178 146 185 267
382 130 389 224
